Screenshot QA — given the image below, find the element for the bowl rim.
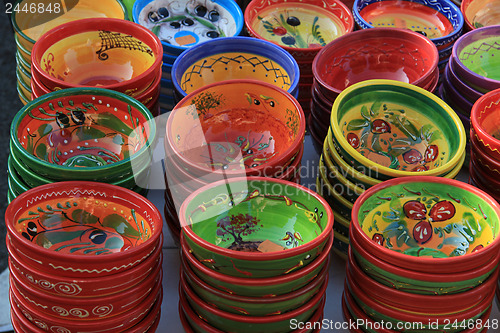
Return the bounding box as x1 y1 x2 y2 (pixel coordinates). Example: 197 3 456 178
5 181 163 263
179 176 333 261
446 57 483 101
351 176 500 270
10 87 156 174
30 17 162 91
171 36 301 98
166 79 306 177
470 87 500 155
330 79 467 178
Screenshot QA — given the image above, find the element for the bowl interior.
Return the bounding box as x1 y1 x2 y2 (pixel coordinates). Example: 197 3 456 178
13 89 153 169
135 0 240 48
246 0 352 49
357 179 499 258
463 0 500 29
183 178 330 253
169 81 303 173
457 33 500 81
333 81 462 172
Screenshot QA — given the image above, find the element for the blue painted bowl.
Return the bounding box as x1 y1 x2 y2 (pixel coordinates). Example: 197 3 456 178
163 52 178 65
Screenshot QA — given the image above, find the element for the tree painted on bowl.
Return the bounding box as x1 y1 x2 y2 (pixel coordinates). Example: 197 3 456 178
216 213 262 251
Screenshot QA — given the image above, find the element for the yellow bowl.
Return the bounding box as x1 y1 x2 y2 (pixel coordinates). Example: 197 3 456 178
15 51 31 74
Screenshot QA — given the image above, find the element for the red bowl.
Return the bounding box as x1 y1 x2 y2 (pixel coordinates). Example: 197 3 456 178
470 128 500 177
312 28 439 97
5 181 163 278
470 87 500 160
31 18 162 95
469 153 500 198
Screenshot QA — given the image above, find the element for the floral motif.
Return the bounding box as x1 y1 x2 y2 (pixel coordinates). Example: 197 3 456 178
260 14 326 48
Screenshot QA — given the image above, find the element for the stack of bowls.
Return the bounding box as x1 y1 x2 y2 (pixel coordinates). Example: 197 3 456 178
133 0 244 113
344 176 500 331
6 181 163 333
171 36 300 102
178 177 333 332
163 79 306 241
353 0 464 77
469 88 500 201
11 0 128 105
461 0 500 31
30 18 163 116
317 79 467 257
310 28 439 145
7 88 156 202
244 0 354 115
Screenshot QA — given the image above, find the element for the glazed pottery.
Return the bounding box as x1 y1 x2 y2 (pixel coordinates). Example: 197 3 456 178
5 181 163 278
351 176 500 273
470 87 500 159
330 79 466 179
461 0 500 30
445 58 484 103
442 69 475 114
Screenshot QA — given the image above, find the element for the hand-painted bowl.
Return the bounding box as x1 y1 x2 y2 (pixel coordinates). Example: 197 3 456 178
133 0 243 55
442 70 475 114
351 176 500 274
461 0 500 31
179 177 333 278
451 25 500 93
313 28 439 97
14 31 32 65
353 0 464 48
445 58 483 103
10 88 156 182
166 80 305 179
171 36 300 98
244 0 354 61
180 232 332 297
31 18 162 96
5 181 162 278
330 79 466 179
470 87 500 159
469 150 500 199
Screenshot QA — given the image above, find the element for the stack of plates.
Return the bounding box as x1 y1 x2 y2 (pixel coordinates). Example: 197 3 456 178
6 182 163 333
461 0 500 31
178 177 333 333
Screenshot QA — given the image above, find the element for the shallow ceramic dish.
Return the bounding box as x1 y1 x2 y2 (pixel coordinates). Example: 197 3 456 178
461 0 500 30
5 181 162 278
172 36 300 98
31 18 162 95
353 0 464 48
180 232 332 297
11 88 156 182
179 177 333 278
470 87 500 159
330 79 466 179
166 80 305 179
133 0 243 54
351 176 500 273
245 0 353 61
313 28 438 97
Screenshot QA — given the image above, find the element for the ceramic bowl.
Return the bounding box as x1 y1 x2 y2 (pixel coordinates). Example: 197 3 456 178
470 87 500 159
10 88 156 182
445 58 483 103
166 80 305 179
31 18 162 95
313 28 438 97
171 36 300 98
351 176 500 274
180 232 332 297
320 153 364 204
442 69 475 114
353 0 464 48
179 177 333 278
451 25 500 93
14 33 31 65
5 181 162 278
330 79 466 179
461 0 500 30
133 0 243 54
316 169 354 222
469 150 500 198
244 0 354 61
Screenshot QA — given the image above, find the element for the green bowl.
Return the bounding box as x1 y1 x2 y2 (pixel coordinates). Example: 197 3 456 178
15 51 31 74
316 170 353 222
180 177 333 278
7 160 30 196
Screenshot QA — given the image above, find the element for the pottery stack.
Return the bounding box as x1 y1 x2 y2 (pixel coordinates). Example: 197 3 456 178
343 176 500 332
7 88 157 202
132 0 244 113
309 28 440 146
177 177 333 333
461 0 500 31
244 0 354 116
10 0 128 105
317 80 467 257
5 182 164 333
163 80 306 243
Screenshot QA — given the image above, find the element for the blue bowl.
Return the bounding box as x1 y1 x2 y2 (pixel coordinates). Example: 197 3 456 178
353 0 464 47
161 77 174 89
171 36 300 99
163 52 178 65
133 0 243 55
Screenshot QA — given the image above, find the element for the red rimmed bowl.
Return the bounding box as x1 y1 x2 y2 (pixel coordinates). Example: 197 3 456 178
461 0 500 31
313 28 439 97
470 128 500 180
351 176 500 274
5 181 163 278
31 18 162 95
470 87 500 159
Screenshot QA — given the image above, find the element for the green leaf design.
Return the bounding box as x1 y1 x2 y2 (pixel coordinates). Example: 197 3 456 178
360 105 370 120
395 117 419 141
403 247 448 258
370 101 382 116
72 209 99 224
38 124 53 137
151 25 161 37
35 231 85 249
75 127 106 141
311 17 326 46
102 214 140 238
35 144 48 160
347 119 369 131
474 22 483 28
96 112 135 138
40 213 66 228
